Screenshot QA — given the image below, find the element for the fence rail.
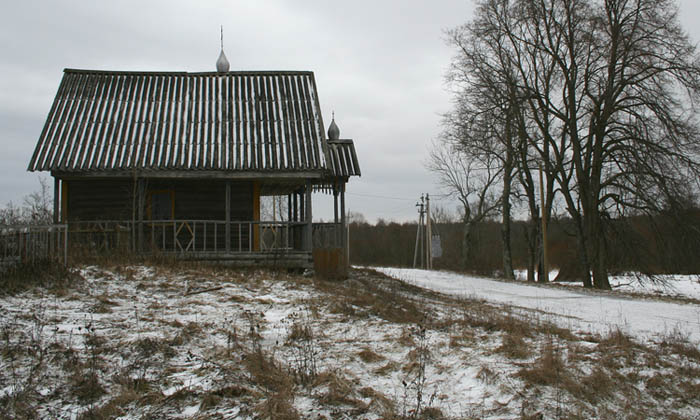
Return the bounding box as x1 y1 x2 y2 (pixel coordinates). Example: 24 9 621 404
0 225 68 269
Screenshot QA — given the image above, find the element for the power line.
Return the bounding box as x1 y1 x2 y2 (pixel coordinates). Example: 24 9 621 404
346 192 415 201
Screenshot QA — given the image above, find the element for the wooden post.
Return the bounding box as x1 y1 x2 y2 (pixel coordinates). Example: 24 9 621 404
305 180 313 251
53 177 60 224
137 179 145 252
340 184 347 262
333 186 339 247
287 194 292 222
292 191 299 222
61 180 68 223
253 181 260 251
225 181 231 252
299 191 304 223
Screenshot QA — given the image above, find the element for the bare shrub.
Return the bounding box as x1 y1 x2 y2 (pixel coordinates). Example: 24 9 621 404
284 312 318 385
497 330 530 359
517 339 566 387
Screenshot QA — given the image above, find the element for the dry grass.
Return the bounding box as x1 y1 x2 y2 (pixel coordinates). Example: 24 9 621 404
0 260 82 296
358 346 386 363
517 339 567 387
496 330 531 359
255 390 300 420
244 350 293 393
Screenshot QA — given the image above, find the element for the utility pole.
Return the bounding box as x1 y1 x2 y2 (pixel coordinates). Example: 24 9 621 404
539 163 549 282
426 193 432 269
413 195 425 268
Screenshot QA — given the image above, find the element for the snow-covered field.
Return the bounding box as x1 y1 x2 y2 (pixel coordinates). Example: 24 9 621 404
376 267 700 345
1 265 699 419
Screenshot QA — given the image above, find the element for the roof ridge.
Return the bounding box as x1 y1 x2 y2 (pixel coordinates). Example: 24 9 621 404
63 68 315 76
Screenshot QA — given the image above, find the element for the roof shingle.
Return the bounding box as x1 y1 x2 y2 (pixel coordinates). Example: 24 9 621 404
28 69 333 173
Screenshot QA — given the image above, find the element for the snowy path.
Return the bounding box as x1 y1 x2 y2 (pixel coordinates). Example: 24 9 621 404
375 267 700 344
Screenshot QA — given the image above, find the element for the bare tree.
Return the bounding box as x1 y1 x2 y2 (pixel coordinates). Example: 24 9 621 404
454 0 700 289
445 7 556 282
0 177 53 226
427 140 501 269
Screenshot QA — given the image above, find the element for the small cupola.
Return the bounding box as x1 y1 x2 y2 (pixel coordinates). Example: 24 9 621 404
216 26 230 73
216 50 230 72
328 112 340 140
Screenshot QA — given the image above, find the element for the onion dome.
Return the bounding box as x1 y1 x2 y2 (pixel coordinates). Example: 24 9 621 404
328 113 340 140
216 49 230 73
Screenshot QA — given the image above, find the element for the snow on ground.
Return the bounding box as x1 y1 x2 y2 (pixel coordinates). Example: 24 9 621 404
376 267 700 345
2 265 699 419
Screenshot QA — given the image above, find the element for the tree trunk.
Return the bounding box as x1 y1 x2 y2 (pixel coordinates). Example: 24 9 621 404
575 219 593 288
461 219 472 270
588 211 611 290
501 158 515 280
524 218 540 282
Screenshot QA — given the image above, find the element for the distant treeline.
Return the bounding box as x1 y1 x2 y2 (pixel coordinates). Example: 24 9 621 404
348 209 700 276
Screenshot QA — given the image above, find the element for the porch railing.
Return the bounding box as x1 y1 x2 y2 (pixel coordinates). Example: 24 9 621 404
65 220 312 254
312 223 343 248
0 225 68 269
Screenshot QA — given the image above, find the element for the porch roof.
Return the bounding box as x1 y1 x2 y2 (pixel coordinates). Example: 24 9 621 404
28 69 344 175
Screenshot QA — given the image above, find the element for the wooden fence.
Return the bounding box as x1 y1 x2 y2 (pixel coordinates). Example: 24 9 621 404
0 225 68 270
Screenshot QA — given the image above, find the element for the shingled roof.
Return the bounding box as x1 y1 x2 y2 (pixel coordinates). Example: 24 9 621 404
28 68 359 177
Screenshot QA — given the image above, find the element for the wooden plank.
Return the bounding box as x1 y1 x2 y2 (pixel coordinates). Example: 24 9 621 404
206 75 214 169
50 73 86 170
77 75 108 169
226 75 235 170
61 180 69 223
234 75 242 170
213 75 221 169
107 74 131 168
160 75 175 168
170 76 184 168
53 177 60 224
271 75 286 169
182 76 193 168
252 181 260 251
39 73 77 170
111 75 133 168
258 75 270 169
191 76 201 168
290 76 307 168
151 77 168 168
283 75 300 169
63 74 97 170
144 75 162 167
252 76 263 170
141 75 161 167
120 77 145 168
94 74 124 169
53 169 323 180
299 76 318 168
264 76 277 169
110 76 136 166
305 180 312 251
130 77 152 169
308 73 330 171
243 76 252 169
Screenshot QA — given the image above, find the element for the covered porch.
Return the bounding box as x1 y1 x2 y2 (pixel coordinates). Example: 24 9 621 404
52 175 350 270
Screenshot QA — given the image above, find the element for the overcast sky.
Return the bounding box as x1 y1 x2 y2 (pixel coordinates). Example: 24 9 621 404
2 0 700 223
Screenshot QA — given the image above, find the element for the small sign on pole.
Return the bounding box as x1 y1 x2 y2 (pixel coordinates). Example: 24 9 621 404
431 234 442 258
